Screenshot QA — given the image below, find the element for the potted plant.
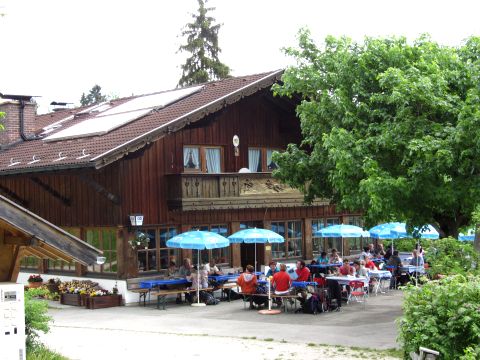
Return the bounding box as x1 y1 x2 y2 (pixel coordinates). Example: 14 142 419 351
27 274 43 288
128 231 150 250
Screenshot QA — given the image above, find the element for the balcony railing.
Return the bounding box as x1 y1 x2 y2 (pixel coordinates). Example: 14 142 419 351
166 172 327 211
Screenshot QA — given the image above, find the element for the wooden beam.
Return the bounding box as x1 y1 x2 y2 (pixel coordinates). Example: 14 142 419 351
4 236 37 246
0 183 29 207
78 174 121 205
30 176 71 206
10 246 24 282
24 247 50 259
37 243 74 263
7 245 19 281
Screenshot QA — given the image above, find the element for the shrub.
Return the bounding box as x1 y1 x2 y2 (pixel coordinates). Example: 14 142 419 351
25 288 52 349
399 275 480 358
425 237 480 278
382 238 432 252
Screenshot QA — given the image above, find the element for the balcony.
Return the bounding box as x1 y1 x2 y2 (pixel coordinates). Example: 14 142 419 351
166 173 327 211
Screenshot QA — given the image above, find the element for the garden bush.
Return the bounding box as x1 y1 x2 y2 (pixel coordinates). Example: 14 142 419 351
382 238 432 252
399 275 480 359
25 288 52 349
424 237 480 278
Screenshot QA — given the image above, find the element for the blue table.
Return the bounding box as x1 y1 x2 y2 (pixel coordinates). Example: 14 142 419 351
140 278 189 289
400 265 425 274
308 263 342 269
208 274 239 282
257 280 317 288
372 258 385 263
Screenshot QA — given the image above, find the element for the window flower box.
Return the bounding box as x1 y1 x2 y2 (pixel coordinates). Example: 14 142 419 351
60 293 84 306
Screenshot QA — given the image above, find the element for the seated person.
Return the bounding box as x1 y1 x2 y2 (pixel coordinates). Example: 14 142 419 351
376 243 386 256
295 260 311 282
266 261 278 277
360 246 371 261
387 250 403 288
329 248 343 264
316 251 329 264
410 249 424 267
353 260 369 277
273 264 292 295
167 260 178 277
207 259 223 276
236 265 258 309
365 257 378 270
187 265 209 290
338 262 355 276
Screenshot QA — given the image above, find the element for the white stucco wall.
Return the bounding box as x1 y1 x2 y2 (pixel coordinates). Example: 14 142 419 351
17 272 141 305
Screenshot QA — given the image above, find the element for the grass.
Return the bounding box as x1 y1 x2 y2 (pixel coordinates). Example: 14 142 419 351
27 345 68 360
264 338 274 342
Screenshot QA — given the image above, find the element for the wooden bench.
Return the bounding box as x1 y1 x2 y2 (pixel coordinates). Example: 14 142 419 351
212 282 239 302
239 292 300 312
126 276 165 306
153 288 215 310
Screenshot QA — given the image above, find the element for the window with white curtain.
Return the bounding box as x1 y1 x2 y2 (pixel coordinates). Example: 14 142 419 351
248 148 262 172
266 149 278 170
205 148 221 173
183 147 200 170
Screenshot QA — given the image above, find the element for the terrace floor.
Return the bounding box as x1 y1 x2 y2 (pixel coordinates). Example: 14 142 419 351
42 290 403 359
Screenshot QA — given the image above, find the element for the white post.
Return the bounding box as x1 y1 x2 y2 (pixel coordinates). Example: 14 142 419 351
268 277 272 311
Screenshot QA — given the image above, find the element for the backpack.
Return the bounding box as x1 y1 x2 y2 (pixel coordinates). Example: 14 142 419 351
303 293 321 314
222 288 242 301
252 285 268 306
200 291 219 305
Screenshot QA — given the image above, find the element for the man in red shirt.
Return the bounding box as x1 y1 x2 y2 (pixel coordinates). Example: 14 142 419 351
273 264 291 294
295 260 311 281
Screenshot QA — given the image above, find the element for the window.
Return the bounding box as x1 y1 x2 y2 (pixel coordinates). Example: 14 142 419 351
137 227 178 273
346 216 365 253
183 146 222 173
248 147 279 172
85 228 117 274
271 221 303 259
20 257 39 269
191 224 230 265
312 219 326 258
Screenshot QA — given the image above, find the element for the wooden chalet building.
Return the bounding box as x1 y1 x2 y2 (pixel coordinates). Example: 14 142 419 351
0 70 363 287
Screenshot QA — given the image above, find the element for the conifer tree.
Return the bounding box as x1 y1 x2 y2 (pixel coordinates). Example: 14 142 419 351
178 0 230 87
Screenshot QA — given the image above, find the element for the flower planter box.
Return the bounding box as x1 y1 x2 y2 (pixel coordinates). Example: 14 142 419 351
60 293 84 306
28 282 43 289
86 295 122 310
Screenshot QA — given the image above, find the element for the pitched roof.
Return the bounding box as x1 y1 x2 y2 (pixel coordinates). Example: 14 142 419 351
0 70 283 175
0 194 102 265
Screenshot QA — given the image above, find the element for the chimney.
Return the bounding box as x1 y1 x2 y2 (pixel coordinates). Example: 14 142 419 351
0 94 37 146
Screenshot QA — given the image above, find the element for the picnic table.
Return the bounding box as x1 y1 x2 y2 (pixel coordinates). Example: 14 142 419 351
139 278 189 289
308 263 342 269
325 275 369 286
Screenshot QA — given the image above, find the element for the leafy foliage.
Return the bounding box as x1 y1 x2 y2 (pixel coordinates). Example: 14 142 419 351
424 237 480 278
25 288 52 349
383 238 432 252
272 30 480 237
27 345 68 360
80 84 107 106
178 0 230 86
0 111 5 130
399 275 480 359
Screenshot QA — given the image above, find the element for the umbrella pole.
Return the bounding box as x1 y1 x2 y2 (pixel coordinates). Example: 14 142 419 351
255 243 257 272
191 249 206 307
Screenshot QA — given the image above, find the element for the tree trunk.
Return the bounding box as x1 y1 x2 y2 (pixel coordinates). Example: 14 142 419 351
474 224 480 252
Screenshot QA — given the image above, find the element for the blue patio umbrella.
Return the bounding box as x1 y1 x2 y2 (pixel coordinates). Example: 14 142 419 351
228 228 284 271
167 230 230 307
369 222 405 239
390 223 439 240
315 224 370 258
459 229 475 241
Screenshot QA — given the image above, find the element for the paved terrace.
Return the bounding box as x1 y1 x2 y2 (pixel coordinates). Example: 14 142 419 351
42 290 403 359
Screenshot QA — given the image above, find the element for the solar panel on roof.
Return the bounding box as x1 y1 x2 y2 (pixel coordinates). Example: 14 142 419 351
42 85 203 142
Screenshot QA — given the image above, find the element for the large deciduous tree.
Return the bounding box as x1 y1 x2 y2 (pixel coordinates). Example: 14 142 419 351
272 29 480 238
80 84 107 106
177 0 230 87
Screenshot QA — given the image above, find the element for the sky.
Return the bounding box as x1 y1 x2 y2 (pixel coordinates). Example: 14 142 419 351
1 0 480 114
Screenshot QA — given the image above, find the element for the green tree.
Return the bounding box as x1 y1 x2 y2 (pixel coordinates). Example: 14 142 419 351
272 30 480 237
80 84 107 106
178 0 230 87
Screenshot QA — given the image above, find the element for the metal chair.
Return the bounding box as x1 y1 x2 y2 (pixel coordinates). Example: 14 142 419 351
347 280 367 308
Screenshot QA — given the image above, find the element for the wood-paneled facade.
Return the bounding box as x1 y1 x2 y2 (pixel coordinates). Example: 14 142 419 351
0 89 363 279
